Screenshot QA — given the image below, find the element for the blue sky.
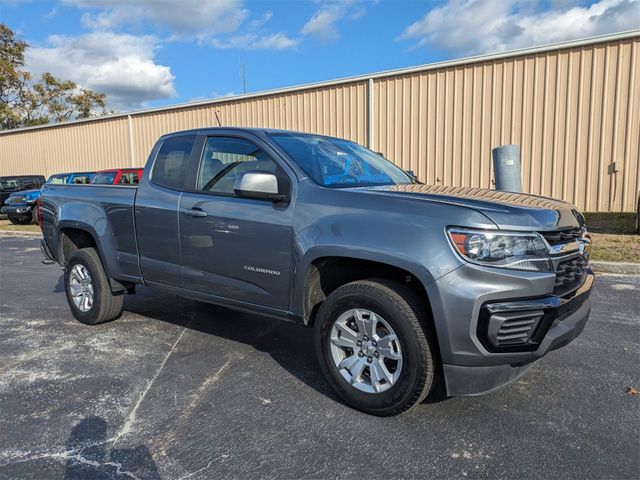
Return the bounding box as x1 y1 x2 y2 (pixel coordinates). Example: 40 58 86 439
1 0 638 111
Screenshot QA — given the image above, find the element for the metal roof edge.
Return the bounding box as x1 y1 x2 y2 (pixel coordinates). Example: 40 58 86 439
1 29 638 136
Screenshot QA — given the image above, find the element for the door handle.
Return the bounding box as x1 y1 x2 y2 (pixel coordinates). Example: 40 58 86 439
182 208 207 218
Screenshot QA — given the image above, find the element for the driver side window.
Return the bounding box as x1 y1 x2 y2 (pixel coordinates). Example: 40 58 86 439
197 137 279 195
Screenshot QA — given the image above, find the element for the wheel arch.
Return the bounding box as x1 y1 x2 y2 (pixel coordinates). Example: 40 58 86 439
57 223 126 293
297 250 436 327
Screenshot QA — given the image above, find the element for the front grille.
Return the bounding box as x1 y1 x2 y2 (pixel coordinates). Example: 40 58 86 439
540 227 589 296
553 255 588 295
541 227 582 244
6 196 25 205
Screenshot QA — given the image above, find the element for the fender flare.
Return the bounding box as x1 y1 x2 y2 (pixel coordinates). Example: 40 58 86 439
56 219 116 280
291 246 437 319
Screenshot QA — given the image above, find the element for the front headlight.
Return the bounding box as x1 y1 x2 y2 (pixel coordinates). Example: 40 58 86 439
447 227 553 272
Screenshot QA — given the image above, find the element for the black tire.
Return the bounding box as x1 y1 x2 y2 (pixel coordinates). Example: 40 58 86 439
64 248 124 325
31 207 39 225
314 278 437 416
8 215 31 225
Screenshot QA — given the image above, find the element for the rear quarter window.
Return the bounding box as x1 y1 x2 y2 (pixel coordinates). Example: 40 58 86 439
151 135 196 190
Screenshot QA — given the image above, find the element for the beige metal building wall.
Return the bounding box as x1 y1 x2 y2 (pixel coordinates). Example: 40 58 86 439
0 116 130 177
373 35 640 212
0 31 638 212
129 81 368 164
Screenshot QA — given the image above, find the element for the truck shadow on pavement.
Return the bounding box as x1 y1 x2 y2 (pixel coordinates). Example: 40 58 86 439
122 285 340 402
64 416 159 480
121 285 448 405
53 275 444 406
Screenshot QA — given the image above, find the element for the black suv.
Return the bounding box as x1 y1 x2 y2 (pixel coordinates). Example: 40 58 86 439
0 175 46 205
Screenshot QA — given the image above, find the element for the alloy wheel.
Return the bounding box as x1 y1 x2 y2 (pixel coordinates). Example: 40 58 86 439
329 308 403 393
69 264 94 312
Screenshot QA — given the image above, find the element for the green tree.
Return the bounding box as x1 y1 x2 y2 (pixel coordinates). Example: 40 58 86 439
0 24 108 130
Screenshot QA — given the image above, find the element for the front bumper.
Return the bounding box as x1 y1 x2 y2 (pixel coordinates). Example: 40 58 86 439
1 205 33 215
427 264 594 396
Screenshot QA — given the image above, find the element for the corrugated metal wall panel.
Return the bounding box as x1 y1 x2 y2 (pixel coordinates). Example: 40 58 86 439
0 35 638 212
128 82 368 164
0 117 130 175
371 36 639 211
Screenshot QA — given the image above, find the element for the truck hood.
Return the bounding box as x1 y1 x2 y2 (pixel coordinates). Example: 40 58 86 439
357 184 583 231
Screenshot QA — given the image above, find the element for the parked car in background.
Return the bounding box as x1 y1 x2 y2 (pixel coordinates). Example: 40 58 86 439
2 189 42 224
3 172 94 224
91 168 143 185
39 128 594 416
47 172 95 185
0 175 45 205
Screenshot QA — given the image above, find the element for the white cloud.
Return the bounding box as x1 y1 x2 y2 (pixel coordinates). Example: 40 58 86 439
64 0 297 50
25 32 176 110
249 11 274 30
66 0 248 36
301 0 366 42
399 0 640 55
211 32 298 50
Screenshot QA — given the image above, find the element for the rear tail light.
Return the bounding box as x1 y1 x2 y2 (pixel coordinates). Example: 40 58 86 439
36 198 43 228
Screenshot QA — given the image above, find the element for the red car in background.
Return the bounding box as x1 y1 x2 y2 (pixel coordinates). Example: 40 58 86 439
91 168 144 185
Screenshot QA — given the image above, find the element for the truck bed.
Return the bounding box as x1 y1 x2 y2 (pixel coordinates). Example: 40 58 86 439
40 184 141 282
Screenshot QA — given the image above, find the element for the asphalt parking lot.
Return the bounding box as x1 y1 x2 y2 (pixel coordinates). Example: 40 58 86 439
0 233 638 479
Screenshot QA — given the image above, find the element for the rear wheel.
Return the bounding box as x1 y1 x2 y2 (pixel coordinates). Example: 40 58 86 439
8 215 31 225
64 248 123 325
314 279 437 416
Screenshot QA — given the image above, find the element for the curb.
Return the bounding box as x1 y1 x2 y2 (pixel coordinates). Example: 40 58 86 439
0 230 42 238
590 261 640 275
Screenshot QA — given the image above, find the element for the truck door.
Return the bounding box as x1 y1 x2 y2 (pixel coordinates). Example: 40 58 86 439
135 134 198 287
179 134 294 310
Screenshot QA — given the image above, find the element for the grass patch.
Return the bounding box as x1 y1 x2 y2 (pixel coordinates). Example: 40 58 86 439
589 233 640 263
0 219 41 233
584 212 637 235
583 213 639 263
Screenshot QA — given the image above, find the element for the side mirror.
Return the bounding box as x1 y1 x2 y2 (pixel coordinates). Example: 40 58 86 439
234 171 289 202
405 170 416 178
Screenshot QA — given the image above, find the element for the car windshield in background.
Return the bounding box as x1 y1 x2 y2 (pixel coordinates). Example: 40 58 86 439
47 174 70 184
70 174 93 184
92 172 116 184
0 179 19 189
270 133 413 188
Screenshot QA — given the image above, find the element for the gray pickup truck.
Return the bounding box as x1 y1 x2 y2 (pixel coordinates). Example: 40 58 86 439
40 127 594 416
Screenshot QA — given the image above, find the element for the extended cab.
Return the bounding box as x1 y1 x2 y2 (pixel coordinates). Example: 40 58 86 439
39 128 594 416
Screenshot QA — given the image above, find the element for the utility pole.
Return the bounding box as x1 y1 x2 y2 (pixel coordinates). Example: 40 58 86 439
243 64 247 94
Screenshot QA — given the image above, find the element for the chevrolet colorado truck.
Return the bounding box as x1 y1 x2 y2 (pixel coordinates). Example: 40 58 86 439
39 128 594 416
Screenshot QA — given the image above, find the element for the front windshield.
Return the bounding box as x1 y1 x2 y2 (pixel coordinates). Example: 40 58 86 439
92 172 116 184
270 133 413 188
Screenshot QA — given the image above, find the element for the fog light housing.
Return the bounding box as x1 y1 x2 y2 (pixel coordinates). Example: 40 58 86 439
486 310 544 348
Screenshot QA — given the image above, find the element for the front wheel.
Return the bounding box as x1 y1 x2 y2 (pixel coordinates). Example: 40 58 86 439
8 215 32 225
64 248 124 325
314 279 437 416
